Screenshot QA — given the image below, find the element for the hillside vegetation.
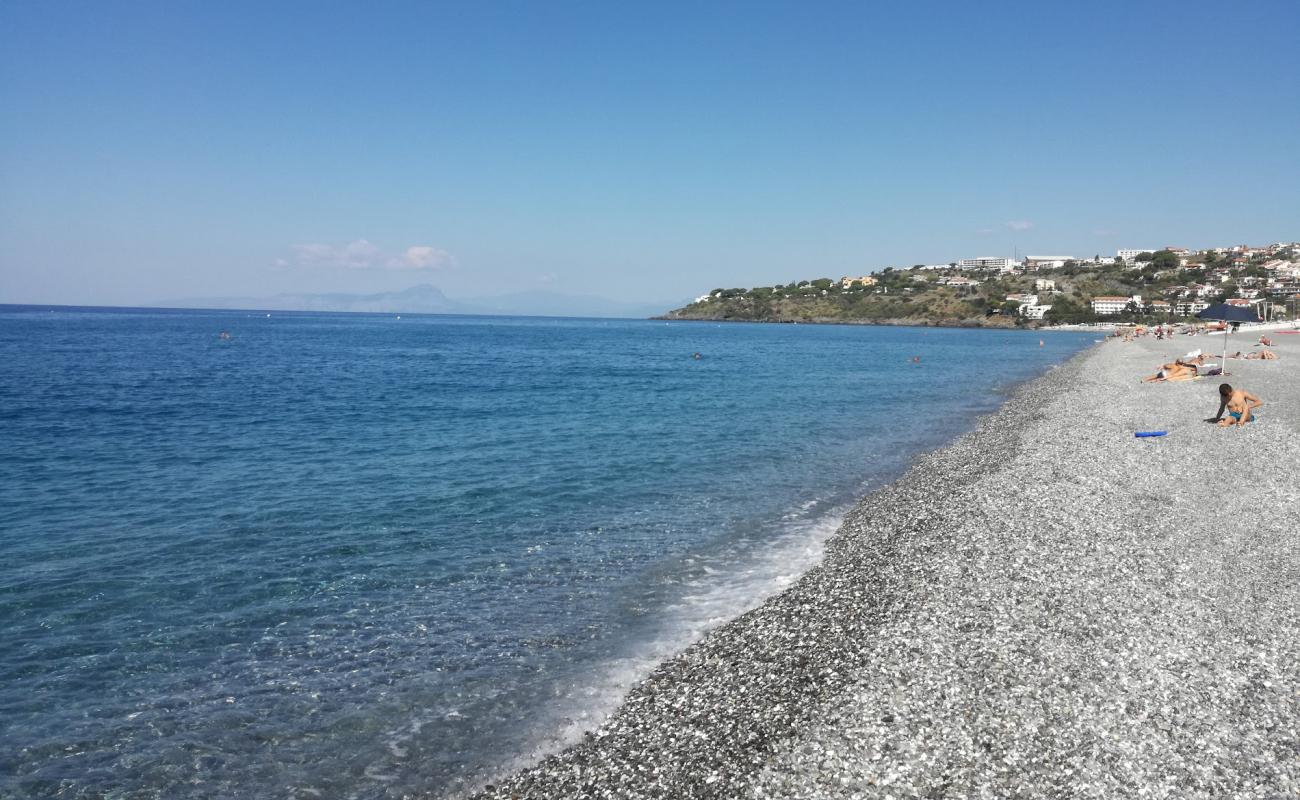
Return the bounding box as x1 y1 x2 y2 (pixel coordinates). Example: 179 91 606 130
659 250 1292 327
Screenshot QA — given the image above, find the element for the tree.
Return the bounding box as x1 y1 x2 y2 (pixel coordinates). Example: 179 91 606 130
1000 300 1024 315
810 278 833 290
1044 295 1094 324
1151 250 1180 271
1135 252 1155 263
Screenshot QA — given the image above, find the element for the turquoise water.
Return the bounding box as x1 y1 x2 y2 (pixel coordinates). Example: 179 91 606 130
0 307 1093 798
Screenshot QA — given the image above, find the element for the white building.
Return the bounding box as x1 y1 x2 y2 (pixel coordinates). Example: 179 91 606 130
939 276 982 287
1035 279 1057 292
1175 300 1209 316
957 256 1019 272
1117 249 1158 264
1023 256 1072 270
1022 304 1052 319
1092 295 1141 315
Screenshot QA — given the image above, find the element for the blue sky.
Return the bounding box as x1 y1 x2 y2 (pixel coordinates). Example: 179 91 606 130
2 0 1297 307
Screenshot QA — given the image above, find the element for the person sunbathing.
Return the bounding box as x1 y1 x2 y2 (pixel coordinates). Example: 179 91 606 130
1246 350 1278 360
1142 360 1198 382
1209 383 1262 426
1259 335 1273 346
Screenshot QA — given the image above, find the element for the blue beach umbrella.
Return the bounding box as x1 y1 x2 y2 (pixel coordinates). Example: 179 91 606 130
1197 303 1261 368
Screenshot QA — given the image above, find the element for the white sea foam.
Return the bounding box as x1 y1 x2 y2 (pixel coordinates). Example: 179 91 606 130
488 501 849 786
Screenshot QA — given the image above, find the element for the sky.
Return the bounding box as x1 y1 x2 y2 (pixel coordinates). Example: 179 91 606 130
2 0 1298 308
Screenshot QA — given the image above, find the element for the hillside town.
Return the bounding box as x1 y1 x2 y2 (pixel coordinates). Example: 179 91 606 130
673 241 1300 327
909 242 1300 322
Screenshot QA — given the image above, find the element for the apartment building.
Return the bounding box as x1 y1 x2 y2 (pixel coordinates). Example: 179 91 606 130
1117 249 1157 263
957 257 1019 272
1092 295 1140 315
1175 300 1209 315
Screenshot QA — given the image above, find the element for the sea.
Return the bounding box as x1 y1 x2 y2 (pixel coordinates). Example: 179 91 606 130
0 306 1095 798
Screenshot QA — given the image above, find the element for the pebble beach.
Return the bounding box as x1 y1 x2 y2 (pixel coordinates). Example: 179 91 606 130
476 329 1300 799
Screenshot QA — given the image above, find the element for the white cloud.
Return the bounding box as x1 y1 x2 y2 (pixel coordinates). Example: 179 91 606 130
976 227 995 235
537 271 557 284
1005 219 1034 232
389 246 456 271
287 240 456 271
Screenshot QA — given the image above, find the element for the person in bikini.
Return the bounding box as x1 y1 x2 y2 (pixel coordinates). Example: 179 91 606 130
1209 383 1263 426
1142 360 1198 382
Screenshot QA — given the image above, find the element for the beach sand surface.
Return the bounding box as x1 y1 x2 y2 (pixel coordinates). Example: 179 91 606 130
475 334 1299 799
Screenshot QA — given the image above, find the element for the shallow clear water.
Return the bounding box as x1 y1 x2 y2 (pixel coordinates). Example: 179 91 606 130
0 307 1093 797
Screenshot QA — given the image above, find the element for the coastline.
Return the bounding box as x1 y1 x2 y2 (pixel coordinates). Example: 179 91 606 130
653 314 1023 329
656 310 1300 335
472 334 1300 798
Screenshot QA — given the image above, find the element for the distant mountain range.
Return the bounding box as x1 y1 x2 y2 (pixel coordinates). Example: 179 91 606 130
160 284 682 319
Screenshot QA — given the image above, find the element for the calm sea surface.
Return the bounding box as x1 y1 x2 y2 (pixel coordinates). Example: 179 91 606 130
0 306 1094 798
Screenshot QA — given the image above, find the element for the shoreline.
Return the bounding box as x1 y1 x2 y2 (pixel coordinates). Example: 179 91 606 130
655 313 1300 334
653 315 1023 329
472 335 1300 798
468 345 1087 797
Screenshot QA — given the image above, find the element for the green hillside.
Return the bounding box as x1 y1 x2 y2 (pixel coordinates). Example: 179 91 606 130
658 251 1286 327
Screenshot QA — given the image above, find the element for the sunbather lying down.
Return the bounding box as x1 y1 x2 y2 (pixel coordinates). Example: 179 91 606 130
1142 360 1198 382
1229 351 1279 360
